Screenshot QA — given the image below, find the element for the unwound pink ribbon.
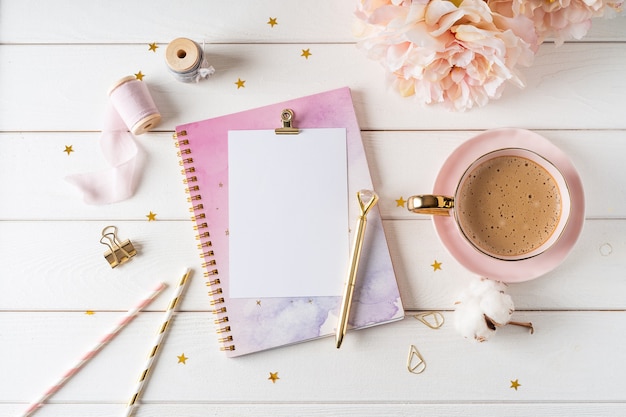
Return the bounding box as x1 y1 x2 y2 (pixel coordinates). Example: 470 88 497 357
66 77 159 205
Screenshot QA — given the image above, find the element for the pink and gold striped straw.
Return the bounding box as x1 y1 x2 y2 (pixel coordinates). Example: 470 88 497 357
123 268 191 417
21 282 167 417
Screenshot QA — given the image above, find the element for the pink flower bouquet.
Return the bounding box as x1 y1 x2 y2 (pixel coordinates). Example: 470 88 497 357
354 0 623 111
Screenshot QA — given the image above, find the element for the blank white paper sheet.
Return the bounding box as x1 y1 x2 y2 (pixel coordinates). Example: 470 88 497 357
228 128 349 298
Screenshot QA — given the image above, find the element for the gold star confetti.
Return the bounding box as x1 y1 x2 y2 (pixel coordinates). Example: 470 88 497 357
396 197 406 207
85 310 95 315
135 71 144 81
235 78 246 89
146 211 157 221
301 49 312 59
431 260 442 271
267 17 278 27
225 229 229 236
510 379 521 390
268 372 280 383
177 353 188 364
64 145 74 155
256 300 262 306
148 42 158 52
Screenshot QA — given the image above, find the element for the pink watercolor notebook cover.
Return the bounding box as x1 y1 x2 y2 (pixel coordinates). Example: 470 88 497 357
175 87 404 357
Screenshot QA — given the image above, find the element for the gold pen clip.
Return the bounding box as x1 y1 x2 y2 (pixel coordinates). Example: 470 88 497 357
100 225 137 268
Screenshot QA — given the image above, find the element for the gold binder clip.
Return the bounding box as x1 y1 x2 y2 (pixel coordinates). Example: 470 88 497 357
100 225 137 268
274 109 299 135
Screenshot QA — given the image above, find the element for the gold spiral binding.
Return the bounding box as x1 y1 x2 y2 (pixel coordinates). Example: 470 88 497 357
210 297 225 306
174 129 233 353
191 214 206 222
208 287 223 296
186 185 200 193
193 222 209 231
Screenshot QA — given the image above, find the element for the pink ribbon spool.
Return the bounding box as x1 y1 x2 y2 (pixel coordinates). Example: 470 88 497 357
108 76 161 134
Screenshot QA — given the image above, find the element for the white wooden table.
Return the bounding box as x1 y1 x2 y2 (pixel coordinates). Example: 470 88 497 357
2 2 625 416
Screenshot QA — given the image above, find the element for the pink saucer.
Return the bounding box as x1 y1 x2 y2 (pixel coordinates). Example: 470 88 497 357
432 128 585 282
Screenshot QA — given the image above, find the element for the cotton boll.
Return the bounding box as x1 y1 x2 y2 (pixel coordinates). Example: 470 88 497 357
453 277 524 342
454 297 495 342
467 276 504 297
480 289 514 327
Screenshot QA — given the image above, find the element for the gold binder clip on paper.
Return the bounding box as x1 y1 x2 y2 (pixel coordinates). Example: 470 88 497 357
274 109 299 135
100 225 137 268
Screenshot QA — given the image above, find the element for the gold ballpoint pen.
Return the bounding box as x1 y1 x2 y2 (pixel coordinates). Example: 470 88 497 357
336 190 379 348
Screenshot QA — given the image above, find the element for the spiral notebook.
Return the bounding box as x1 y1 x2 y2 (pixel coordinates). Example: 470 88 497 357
174 87 404 357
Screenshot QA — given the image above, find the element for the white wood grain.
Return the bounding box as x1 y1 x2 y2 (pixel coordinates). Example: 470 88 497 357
1 218 624 311
1 130 624 220
0 1 623 43
0 132 190 220
3 311 625 404
3 403 626 417
1 43 626 132
0 0 357 43
1 0 625 415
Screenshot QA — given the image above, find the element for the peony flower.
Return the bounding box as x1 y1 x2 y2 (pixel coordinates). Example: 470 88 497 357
489 0 624 46
355 0 537 111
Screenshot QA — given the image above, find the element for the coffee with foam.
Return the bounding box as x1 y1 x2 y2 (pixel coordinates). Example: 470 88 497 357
457 155 562 258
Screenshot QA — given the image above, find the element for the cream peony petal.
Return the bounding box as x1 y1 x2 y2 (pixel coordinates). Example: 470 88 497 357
367 4 408 26
354 0 536 111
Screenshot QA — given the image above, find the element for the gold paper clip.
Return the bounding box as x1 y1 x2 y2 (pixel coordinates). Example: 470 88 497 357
100 225 137 268
413 311 445 329
274 109 299 135
407 345 427 374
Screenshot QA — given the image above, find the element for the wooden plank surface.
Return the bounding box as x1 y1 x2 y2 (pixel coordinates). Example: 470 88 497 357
1 43 626 131
1 0 625 416
3 312 625 403
1 1 623 43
